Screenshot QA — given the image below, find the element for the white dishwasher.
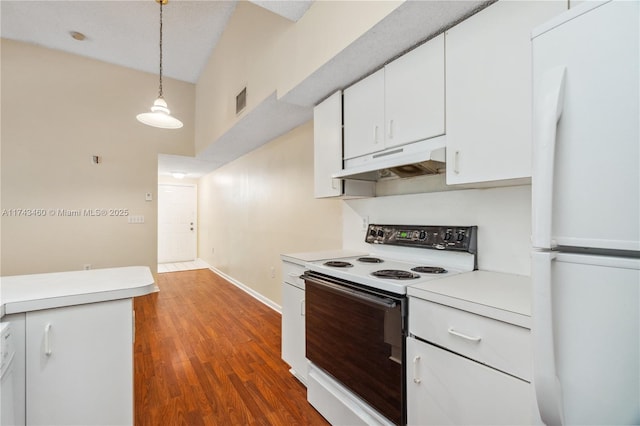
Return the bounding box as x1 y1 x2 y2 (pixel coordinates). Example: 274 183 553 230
1 322 17 426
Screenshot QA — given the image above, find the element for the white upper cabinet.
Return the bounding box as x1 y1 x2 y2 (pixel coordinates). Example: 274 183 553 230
384 35 445 149
314 91 346 197
343 69 385 160
445 1 567 185
313 91 375 198
344 34 445 160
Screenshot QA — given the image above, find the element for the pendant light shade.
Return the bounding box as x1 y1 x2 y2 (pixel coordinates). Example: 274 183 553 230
137 0 183 129
137 97 183 129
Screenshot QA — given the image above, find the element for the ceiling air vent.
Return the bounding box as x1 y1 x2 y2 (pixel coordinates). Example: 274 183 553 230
236 87 247 114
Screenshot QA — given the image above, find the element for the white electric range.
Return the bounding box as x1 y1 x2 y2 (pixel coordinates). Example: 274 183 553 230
304 224 478 295
302 224 478 426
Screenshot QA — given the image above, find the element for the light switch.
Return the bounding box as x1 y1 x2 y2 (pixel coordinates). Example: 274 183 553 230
145 192 153 201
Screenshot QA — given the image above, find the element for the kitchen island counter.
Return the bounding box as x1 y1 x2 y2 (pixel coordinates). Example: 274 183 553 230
0 266 155 317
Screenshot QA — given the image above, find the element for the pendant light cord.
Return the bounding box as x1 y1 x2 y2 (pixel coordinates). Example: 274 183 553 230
158 0 164 99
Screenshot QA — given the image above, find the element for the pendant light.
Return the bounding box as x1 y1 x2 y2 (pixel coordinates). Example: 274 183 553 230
137 0 183 129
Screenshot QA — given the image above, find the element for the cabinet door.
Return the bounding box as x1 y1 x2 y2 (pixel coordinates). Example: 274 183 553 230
445 1 566 185
26 299 133 425
314 91 344 198
343 69 385 160
281 282 307 384
385 33 445 149
406 337 532 425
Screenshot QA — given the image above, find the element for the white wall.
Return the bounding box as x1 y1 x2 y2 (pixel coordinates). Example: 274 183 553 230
342 185 532 275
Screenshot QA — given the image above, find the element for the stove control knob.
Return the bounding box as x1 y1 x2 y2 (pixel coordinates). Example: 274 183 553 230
444 232 453 241
419 230 426 240
369 229 377 237
456 232 465 242
377 229 384 238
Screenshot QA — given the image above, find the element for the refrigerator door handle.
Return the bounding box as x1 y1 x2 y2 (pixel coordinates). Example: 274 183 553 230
532 66 567 249
532 250 565 426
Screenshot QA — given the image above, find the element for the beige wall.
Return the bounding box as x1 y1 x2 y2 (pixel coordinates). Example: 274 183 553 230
276 0 402 98
195 0 402 155
195 1 289 154
198 121 342 306
1 39 195 276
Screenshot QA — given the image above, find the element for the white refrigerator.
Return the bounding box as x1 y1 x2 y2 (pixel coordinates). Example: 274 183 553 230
531 1 639 425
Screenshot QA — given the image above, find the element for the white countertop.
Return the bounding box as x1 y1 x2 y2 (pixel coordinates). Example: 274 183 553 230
281 249 368 266
407 270 532 328
0 266 156 317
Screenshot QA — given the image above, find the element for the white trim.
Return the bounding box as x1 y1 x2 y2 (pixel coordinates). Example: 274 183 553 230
202 261 282 314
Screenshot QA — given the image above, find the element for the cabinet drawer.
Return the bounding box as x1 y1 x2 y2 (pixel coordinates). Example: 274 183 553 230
409 298 531 381
282 261 305 289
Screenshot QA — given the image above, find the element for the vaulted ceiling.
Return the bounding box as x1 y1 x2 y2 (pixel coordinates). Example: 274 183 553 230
0 0 313 84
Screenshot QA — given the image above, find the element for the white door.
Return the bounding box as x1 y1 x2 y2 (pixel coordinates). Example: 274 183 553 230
158 184 197 263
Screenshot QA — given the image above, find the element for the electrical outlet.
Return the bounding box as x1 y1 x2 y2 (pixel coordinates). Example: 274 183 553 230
362 215 369 230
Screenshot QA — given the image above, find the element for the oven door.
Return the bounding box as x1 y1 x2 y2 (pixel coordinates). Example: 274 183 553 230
304 271 405 426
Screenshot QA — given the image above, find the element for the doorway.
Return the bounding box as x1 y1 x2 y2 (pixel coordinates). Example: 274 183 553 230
157 184 197 264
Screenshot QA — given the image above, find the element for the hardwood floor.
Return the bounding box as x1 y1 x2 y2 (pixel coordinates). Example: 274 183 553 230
134 269 329 425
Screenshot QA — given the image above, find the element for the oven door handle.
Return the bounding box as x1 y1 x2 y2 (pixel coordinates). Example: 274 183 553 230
303 275 397 309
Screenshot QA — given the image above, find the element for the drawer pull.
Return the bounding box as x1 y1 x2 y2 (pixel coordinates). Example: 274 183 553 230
44 323 53 356
412 355 421 384
448 327 482 343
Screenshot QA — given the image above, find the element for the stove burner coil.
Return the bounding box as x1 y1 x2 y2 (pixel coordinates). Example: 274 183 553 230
371 269 420 280
357 257 384 263
411 266 447 274
324 261 354 268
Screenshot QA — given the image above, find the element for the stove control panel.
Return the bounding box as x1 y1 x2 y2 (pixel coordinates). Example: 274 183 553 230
365 224 477 253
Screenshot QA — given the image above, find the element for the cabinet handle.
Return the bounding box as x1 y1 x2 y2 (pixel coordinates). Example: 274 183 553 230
388 119 394 139
44 323 52 356
374 125 380 144
300 299 305 316
412 355 421 384
454 150 461 174
448 327 482 343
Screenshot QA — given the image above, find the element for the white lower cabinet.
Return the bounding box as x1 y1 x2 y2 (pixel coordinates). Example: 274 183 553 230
407 294 534 425
26 299 134 425
281 261 307 384
407 336 531 425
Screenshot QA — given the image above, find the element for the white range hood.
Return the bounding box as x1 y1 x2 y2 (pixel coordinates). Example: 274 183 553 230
332 136 446 180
